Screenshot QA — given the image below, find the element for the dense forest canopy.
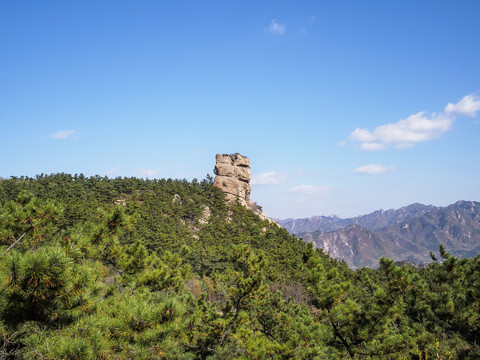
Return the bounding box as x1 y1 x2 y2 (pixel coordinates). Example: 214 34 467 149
0 174 479 359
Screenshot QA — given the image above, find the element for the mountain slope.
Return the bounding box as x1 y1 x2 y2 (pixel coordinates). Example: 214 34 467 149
379 201 480 259
300 225 408 269
296 201 480 268
2 175 480 359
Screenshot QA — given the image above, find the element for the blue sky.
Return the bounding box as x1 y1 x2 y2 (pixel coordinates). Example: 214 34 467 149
1 1 479 219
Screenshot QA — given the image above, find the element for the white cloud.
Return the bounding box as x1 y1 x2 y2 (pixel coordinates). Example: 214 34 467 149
286 184 332 195
360 142 385 151
135 168 161 178
337 140 346 147
106 166 122 176
251 171 288 185
444 94 480 117
348 94 480 151
50 130 75 139
354 164 395 175
267 19 286 35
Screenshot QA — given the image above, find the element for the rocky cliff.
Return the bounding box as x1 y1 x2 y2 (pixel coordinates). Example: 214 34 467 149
213 153 272 222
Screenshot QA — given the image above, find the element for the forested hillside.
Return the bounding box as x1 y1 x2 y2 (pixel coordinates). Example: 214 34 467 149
1 174 479 359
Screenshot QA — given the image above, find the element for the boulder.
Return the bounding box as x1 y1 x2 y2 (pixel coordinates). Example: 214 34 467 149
213 176 238 196
214 163 235 177
234 166 251 182
233 153 250 167
216 154 234 165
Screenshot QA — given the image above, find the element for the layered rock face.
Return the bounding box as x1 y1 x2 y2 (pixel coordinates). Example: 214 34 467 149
213 153 271 222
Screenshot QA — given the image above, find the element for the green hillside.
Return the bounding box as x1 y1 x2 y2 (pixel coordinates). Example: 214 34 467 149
1 174 479 359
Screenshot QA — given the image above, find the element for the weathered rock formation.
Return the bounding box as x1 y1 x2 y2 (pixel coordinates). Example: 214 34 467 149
213 153 273 222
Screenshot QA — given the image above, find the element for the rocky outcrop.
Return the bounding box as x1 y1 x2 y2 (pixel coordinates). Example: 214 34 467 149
213 153 273 222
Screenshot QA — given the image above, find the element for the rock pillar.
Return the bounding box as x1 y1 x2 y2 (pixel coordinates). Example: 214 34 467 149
213 153 274 223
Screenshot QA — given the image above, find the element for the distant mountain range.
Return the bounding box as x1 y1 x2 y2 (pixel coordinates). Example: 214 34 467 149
277 201 480 269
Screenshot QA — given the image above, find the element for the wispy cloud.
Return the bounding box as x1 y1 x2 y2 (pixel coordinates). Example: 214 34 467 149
286 184 332 195
348 94 480 151
50 130 75 139
267 19 286 35
251 171 288 185
106 166 122 176
286 184 333 207
354 164 395 175
134 168 161 178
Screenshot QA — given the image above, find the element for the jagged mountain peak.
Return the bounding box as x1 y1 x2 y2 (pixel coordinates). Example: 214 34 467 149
278 203 436 234
283 201 480 269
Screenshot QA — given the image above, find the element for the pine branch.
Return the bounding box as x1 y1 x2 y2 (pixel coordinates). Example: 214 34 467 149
1 232 27 256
